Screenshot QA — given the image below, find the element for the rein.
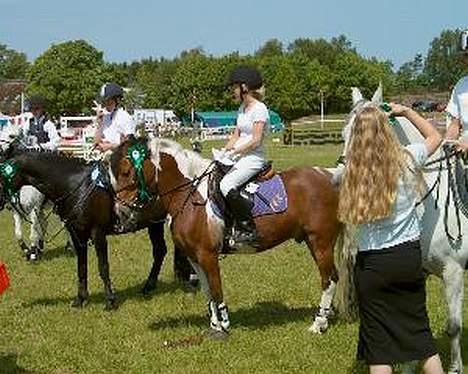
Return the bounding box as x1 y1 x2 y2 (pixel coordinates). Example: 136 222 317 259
416 146 466 244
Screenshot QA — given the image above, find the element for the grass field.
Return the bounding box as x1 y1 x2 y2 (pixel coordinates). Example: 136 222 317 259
0 140 467 374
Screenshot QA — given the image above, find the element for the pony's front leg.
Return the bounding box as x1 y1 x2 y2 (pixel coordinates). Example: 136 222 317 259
70 231 89 308
142 222 168 295
93 231 117 310
306 234 338 334
190 253 230 338
443 260 464 374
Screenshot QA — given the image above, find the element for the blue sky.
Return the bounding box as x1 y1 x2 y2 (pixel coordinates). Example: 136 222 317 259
1 0 466 68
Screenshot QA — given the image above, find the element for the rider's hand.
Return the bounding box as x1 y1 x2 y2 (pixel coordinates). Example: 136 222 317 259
93 100 105 122
388 103 410 116
455 138 468 153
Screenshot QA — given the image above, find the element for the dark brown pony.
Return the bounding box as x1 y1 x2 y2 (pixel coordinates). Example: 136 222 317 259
110 138 342 337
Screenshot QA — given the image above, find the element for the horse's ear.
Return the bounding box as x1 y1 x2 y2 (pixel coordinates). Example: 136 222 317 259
371 82 383 104
126 134 137 144
351 87 364 106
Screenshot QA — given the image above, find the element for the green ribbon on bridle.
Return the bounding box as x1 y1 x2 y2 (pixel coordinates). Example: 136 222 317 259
380 102 399 126
127 143 152 203
0 160 20 204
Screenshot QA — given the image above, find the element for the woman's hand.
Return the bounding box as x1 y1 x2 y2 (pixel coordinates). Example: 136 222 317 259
388 103 410 117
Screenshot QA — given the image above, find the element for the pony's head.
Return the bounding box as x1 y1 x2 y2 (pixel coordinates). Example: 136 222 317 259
109 136 157 209
110 136 211 224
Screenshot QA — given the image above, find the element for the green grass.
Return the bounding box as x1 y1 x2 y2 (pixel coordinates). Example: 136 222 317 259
0 141 467 373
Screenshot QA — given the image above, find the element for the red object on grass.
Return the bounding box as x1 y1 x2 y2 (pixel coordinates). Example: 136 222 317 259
0 262 10 295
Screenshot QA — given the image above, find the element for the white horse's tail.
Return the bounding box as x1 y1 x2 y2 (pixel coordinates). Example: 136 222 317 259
333 225 359 321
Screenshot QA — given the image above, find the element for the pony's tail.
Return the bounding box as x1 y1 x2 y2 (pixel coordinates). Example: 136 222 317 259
333 225 359 321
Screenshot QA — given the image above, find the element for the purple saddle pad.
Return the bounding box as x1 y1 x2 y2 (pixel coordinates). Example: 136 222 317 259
211 174 288 218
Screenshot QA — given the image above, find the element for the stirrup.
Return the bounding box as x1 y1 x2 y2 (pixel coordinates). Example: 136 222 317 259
233 228 257 244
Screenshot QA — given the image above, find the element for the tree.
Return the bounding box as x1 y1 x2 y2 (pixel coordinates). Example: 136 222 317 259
423 29 467 90
255 39 284 58
27 40 108 116
0 44 29 81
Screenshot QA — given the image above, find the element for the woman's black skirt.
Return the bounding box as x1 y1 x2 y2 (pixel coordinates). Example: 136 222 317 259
354 240 438 365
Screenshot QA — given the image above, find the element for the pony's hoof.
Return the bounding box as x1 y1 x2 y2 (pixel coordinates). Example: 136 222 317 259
141 282 157 296
206 328 229 341
308 316 329 334
71 297 87 308
104 299 118 311
26 250 41 262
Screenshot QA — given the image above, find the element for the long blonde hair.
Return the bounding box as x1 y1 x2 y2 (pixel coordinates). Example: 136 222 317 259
338 106 412 225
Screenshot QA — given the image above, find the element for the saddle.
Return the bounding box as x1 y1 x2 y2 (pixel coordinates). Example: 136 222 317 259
208 160 287 223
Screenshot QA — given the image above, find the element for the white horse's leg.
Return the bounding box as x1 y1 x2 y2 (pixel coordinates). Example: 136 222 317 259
443 260 464 374
12 210 28 254
38 206 47 251
29 208 43 261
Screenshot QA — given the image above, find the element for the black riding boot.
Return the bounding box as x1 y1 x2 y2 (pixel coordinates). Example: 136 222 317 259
225 189 257 245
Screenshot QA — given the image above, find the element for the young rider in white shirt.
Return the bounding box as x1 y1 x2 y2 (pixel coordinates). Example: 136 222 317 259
221 66 270 244
95 82 135 152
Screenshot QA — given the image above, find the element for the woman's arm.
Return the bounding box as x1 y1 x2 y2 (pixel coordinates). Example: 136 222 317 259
390 103 442 156
224 127 240 150
232 121 265 156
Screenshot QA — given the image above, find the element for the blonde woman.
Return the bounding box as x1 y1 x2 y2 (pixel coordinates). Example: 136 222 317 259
221 66 269 245
338 104 443 374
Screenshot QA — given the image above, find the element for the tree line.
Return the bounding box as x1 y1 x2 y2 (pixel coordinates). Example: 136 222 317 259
1 29 467 119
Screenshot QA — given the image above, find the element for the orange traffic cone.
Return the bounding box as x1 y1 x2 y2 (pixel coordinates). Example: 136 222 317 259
0 262 10 295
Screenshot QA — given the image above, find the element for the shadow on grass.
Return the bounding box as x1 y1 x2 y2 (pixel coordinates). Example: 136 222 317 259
40 245 75 261
0 353 36 374
149 301 312 330
24 280 196 309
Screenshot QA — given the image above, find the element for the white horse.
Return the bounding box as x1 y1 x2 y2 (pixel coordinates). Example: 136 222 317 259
0 124 49 260
338 85 468 373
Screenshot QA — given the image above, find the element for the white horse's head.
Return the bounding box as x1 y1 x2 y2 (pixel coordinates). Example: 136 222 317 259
342 84 428 156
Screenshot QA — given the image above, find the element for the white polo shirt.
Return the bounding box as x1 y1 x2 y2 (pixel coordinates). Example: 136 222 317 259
357 143 428 251
446 75 468 137
101 108 135 145
234 101 269 158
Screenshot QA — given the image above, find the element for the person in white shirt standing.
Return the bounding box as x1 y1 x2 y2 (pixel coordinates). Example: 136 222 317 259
22 95 60 151
446 29 468 153
95 82 135 152
221 66 270 244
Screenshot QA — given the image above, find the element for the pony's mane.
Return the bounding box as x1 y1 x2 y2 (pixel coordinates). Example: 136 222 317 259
148 138 211 179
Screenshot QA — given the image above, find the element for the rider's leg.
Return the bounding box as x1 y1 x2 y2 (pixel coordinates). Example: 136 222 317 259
220 155 264 243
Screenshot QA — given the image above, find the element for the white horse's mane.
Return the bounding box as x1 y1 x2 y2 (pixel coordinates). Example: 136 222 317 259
148 137 211 179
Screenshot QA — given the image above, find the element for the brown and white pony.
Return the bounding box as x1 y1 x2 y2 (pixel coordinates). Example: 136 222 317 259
109 137 343 337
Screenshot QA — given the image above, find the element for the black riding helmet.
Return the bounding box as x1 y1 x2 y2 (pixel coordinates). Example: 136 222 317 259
227 66 263 90
98 82 124 102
